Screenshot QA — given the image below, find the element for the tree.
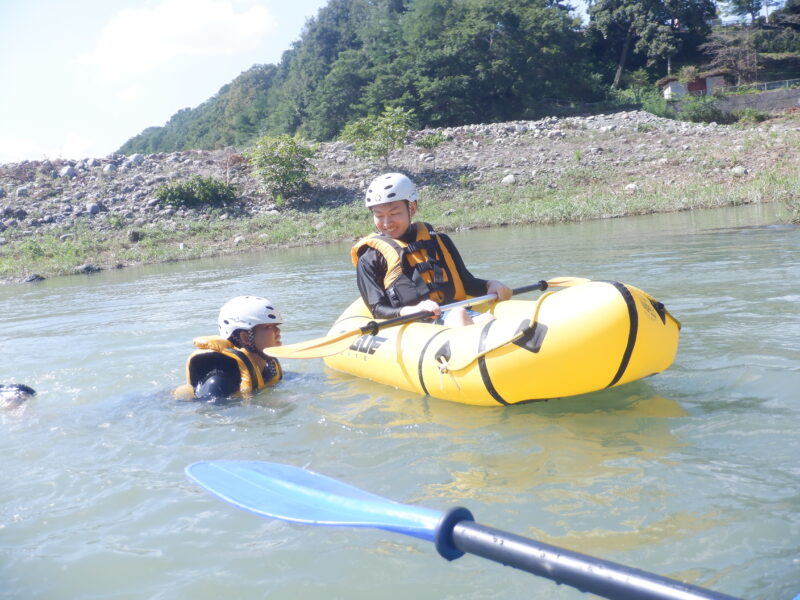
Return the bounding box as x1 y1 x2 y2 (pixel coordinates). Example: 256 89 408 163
723 0 764 23
771 0 800 28
700 28 759 83
247 135 317 198
339 106 415 166
590 0 716 86
403 0 591 124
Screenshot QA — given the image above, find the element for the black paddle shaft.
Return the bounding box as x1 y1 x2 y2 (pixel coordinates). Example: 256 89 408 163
360 280 549 336
447 520 740 600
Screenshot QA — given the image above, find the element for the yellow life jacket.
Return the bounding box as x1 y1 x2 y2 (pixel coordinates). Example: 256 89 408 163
351 222 466 306
173 336 282 399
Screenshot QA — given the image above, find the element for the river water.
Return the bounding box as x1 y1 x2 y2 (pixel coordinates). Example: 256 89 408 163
1 204 798 600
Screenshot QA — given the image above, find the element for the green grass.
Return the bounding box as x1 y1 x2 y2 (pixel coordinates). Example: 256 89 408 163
3 167 797 282
3 125 800 282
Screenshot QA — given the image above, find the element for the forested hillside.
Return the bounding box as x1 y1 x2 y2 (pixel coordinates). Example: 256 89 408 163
118 0 800 154
119 64 277 154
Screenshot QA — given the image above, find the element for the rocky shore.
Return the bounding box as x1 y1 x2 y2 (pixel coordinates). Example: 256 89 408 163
2 109 798 282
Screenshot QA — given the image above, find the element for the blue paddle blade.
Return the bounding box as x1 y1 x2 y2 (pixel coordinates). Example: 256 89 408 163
186 460 443 541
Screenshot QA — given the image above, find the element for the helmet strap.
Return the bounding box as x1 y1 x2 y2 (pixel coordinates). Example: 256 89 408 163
245 329 266 358
230 329 267 358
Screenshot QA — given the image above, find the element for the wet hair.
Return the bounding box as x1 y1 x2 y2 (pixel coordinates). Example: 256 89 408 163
0 383 36 396
229 329 260 354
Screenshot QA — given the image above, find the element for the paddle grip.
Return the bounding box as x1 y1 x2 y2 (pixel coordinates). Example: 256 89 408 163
433 506 474 561
514 280 549 295
449 521 741 600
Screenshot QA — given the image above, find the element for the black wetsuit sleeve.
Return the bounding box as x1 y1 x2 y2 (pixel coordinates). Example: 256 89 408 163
437 233 489 297
356 249 403 319
195 369 240 399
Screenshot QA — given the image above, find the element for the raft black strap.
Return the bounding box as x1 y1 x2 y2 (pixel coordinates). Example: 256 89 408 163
434 341 452 364
417 329 451 397
477 320 509 406
605 281 638 388
651 299 667 324
230 349 260 390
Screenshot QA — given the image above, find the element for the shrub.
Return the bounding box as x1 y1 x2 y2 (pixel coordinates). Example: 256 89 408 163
414 132 447 170
248 134 317 197
676 65 700 84
611 86 673 119
676 95 736 124
155 176 238 209
415 132 447 151
734 108 770 124
340 106 415 166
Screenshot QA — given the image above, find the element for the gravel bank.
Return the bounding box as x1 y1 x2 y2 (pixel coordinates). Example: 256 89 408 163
2 110 798 283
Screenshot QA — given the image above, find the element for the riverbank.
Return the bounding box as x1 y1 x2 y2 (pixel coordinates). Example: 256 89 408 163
2 110 799 284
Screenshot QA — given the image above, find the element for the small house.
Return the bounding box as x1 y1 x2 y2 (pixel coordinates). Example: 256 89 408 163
657 71 733 99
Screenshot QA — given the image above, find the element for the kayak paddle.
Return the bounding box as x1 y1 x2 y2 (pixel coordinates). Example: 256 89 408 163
185 460 740 600
266 277 587 359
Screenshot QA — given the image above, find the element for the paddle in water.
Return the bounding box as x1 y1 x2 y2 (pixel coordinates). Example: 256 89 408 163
266 277 587 359
185 460 740 600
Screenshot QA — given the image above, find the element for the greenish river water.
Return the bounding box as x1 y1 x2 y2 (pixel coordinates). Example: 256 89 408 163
1 203 798 599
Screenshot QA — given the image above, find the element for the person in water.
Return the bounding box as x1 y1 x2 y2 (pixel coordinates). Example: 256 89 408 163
175 296 283 400
0 383 36 409
352 172 512 326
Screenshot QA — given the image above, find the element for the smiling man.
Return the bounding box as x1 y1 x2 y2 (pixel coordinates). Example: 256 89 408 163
351 173 511 326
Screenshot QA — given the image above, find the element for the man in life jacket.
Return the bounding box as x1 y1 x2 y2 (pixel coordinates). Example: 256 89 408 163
175 296 284 400
352 172 511 326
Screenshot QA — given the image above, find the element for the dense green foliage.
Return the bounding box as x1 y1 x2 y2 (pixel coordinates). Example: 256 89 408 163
247 135 317 197
588 0 716 87
120 65 277 154
117 0 800 155
155 176 238 209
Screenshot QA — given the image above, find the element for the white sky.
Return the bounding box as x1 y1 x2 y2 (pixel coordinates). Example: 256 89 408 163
0 0 329 163
0 0 590 164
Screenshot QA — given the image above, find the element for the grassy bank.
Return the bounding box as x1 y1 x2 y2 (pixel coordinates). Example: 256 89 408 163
2 165 796 283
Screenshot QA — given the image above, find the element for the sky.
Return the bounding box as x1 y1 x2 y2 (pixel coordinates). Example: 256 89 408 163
0 0 330 163
0 0 591 165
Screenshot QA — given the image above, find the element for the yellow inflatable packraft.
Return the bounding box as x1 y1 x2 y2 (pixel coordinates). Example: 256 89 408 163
323 280 680 406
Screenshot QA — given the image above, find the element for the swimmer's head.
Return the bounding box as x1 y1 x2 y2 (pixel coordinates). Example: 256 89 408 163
0 384 36 407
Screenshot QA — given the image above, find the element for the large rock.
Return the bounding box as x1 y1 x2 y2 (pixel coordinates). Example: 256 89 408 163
501 174 517 185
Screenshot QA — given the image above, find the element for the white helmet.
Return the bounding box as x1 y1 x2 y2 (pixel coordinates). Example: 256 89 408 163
365 173 417 208
218 296 283 339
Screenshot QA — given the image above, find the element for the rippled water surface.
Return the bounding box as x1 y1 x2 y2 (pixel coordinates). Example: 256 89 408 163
1 204 798 599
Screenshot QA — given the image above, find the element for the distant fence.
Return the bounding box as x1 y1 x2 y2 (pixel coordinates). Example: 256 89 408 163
715 78 800 95
686 78 800 98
